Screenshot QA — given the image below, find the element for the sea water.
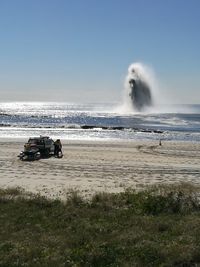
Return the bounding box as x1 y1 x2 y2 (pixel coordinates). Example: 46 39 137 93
0 102 200 142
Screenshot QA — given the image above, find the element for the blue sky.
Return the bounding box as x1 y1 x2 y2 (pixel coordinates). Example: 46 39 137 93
0 0 199 103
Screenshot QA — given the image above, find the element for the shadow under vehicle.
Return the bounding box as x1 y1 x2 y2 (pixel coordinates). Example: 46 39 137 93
18 136 55 161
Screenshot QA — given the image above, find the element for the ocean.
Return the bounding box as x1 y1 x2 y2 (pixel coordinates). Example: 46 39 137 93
0 102 200 142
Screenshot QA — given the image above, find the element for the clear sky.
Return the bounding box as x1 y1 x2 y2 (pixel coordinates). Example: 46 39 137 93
0 0 199 103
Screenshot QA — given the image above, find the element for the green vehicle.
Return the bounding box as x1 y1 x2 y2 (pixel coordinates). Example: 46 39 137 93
18 136 55 160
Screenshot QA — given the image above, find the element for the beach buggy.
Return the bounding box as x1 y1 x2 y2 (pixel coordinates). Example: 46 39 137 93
18 136 55 161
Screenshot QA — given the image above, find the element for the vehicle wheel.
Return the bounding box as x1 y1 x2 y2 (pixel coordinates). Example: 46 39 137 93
58 152 63 158
34 153 40 160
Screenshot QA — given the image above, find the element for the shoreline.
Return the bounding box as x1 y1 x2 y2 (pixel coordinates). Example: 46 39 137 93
0 136 199 143
0 139 199 198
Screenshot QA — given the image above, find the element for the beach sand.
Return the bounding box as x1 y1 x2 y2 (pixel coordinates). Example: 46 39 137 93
0 139 199 198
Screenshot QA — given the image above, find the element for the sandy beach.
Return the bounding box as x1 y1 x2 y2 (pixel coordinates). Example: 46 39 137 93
0 139 199 198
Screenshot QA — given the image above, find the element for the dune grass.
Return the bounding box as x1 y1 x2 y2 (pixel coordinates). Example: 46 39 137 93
1 184 200 266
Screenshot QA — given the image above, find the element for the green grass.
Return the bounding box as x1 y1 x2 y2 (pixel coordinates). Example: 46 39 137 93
1 183 200 266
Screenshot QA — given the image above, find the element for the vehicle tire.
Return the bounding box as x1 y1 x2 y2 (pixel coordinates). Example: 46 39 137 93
34 153 40 160
58 151 63 158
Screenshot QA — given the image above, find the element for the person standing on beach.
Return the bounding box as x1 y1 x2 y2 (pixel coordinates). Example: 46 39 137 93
54 139 63 157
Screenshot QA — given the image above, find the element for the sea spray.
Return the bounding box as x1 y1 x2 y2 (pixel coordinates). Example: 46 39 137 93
121 62 193 114
125 62 157 111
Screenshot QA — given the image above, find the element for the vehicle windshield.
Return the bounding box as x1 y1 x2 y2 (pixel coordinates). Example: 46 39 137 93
28 139 44 145
28 139 37 144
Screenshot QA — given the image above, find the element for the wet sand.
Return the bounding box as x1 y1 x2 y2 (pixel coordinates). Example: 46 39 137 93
0 139 200 198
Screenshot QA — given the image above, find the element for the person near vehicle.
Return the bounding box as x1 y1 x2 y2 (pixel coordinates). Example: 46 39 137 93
54 139 63 157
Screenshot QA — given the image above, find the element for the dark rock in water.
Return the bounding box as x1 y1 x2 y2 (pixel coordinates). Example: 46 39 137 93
153 130 163 134
81 125 96 129
111 126 125 130
80 125 163 134
0 123 11 127
129 78 152 111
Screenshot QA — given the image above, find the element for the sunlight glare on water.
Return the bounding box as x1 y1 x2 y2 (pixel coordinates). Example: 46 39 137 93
0 102 200 141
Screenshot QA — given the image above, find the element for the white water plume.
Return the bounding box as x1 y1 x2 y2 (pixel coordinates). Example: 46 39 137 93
117 62 196 114
121 62 160 113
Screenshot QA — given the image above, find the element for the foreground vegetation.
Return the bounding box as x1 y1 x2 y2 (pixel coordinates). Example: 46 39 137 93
1 184 200 266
